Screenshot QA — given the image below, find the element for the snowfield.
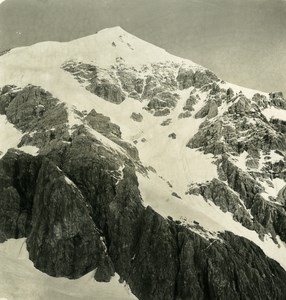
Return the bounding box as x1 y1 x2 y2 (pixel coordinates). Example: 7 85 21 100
0 115 22 158
262 106 286 121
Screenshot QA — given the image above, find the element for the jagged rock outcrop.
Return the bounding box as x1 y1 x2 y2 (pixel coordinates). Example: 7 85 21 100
116 69 144 96
195 100 218 119
188 178 254 230
84 110 139 160
178 111 192 119
178 93 199 119
161 118 172 126
63 61 126 103
0 150 39 239
0 85 67 132
85 109 122 138
228 96 257 116
168 133 177 139
0 85 70 150
176 67 219 90
219 156 286 241
219 157 264 207
153 107 171 116
62 60 181 107
269 92 286 109
87 78 126 104
226 87 234 100
277 186 286 205
183 94 197 111
146 91 179 116
131 112 143 122
188 95 286 156
252 93 269 109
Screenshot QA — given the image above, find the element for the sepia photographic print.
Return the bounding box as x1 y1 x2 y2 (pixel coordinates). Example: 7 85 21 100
0 0 286 299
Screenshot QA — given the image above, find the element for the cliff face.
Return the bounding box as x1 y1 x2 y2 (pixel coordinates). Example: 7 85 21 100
0 27 286 299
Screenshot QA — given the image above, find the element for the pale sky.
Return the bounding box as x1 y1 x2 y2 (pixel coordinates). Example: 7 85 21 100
0 0 286 95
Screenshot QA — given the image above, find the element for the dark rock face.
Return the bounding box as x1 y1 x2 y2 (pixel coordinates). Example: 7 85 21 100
0 85 16 113
18 124 70 150
188 178 254 230
277 186 286 205
177 67 219 90
128 207 178 300
0 85 67 132
27 158 109 279
195 100 218 119
226 87 234 99
168 133 177 139
153 107 171 116
84 109 139 160
131 112 143 122
62 61 126 104
0 150 40 240
175 229 286 300
0 85 70 151
208 101 219 118
252 93 269 109
269 92 286 109
219 157 263 207
161 118 172 126
271 119 286 134
187 119 224 155
87 79 126 104
183 95 197 111
85 109 122 138
146 91 179 116
147 93 176 110
178 111 192 119
178 93 199 119
116 69 144 96
228 96 254 116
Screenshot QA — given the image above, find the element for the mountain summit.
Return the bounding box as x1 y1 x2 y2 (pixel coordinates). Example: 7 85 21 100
0 27 286 300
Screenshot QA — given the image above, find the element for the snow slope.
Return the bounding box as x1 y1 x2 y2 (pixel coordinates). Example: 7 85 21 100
262 106 286 121
0 239 137 300
0 115 38 158
0 115 22 158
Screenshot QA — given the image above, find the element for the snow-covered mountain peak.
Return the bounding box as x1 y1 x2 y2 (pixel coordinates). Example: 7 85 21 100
0 25 202 79
1 27 286 299
98 25 126 34
68 25 200 67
